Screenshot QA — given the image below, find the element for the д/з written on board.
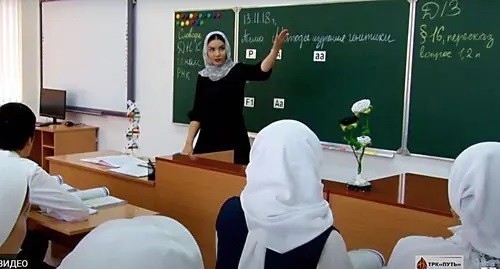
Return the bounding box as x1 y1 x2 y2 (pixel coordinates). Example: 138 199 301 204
417 0 493 61
409 0 498 159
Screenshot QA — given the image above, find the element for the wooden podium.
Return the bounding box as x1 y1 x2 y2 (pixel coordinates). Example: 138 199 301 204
194 150 234 163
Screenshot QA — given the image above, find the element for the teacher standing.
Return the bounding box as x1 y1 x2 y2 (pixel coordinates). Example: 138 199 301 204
181 29 289 165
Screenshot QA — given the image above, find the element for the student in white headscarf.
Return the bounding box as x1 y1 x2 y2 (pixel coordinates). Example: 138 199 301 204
0 171 29 254
181 29 289 165
215 120 385 269
58 216 204 269
388 142 500 269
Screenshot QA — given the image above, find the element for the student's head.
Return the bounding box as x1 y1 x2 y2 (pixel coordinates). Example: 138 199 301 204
58 216 203 269
204 31 229 66
240 120 333 268
448 142 500 258
244 119 324 203
0 176 30 254
0 103 36 157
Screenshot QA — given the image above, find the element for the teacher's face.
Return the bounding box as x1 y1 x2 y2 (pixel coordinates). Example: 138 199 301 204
207 39 227 66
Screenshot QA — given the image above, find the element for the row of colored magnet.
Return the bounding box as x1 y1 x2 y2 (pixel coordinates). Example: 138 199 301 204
175 12 221 20
177 19 205 27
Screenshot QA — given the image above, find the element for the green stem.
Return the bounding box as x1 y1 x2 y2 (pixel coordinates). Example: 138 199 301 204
350 144 359 165
358 146 366 174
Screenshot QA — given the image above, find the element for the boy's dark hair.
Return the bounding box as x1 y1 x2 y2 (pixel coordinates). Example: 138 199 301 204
207 33 225 44
0 102 36 151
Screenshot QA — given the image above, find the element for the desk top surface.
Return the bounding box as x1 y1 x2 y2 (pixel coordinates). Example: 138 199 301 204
322 173 451 217
29 204 158 236
47 151 153 186
157 154 451 217
35 124 98 133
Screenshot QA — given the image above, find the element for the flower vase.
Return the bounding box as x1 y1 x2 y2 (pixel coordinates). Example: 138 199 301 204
347 163 372 192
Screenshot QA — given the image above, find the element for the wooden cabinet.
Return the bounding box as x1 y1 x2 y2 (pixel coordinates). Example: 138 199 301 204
29 125 98 170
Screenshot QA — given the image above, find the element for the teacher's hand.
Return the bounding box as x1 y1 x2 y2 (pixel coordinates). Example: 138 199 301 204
273 29 289 51
181 144 194 155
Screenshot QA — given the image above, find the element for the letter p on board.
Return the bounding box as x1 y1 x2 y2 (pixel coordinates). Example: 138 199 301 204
246 49 256 59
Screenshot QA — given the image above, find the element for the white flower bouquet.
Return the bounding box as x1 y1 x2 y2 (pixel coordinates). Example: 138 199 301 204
339 99 373 190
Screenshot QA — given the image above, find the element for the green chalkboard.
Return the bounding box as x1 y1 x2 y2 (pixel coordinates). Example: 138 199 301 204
173 9 235 123
238 1 409 150
408 0 500 158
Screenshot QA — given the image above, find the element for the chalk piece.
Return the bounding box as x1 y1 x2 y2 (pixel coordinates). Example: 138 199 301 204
216 13 221 19
180 21 185 27
198 13 203 18
175 14 180 20
185 20 190 26
246 49 257 59
189 13 194 19
273 98 285 109
244 97 255 108
276 49 282 60
200 20 204 26
313 51 327 62
190 20 195 25
176 21 180 26
194 13 199 19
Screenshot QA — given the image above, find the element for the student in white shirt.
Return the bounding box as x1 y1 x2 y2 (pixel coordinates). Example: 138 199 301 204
58 216 204 269
387 142 500 269
0 103 89 268
0 169 30 254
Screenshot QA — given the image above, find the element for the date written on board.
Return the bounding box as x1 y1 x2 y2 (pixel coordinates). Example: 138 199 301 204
243 11 277 26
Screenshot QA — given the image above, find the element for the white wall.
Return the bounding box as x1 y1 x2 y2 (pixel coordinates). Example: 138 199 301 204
20 0 453 181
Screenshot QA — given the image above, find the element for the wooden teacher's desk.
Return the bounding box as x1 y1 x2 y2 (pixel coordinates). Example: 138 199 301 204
47 151 454 269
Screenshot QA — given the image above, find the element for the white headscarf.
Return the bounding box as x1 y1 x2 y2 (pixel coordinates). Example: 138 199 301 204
0 150 29 247
58 216 204 269
239 120 333 269
388 142 500 269
448 142 500 258
198 31 236 81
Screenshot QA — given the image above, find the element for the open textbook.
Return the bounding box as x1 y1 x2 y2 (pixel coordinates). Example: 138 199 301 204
51 175 125 214
80 155 146 168
71 187 126 209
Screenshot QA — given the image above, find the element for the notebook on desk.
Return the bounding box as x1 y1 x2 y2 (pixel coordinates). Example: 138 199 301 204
80 155 147 168
109 165 148 177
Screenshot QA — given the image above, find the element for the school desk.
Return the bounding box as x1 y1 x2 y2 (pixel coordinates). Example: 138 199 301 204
28 204 158 264
47 151 455 269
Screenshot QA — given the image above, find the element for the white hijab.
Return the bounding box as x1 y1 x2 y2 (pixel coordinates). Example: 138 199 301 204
0 150 29 247
239 120 334 269
448 142 500 258
198 31 236 81
58 216 204 269
388 142 500 269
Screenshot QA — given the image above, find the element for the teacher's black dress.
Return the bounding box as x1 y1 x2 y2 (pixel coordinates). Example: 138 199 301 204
188 62 271 165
